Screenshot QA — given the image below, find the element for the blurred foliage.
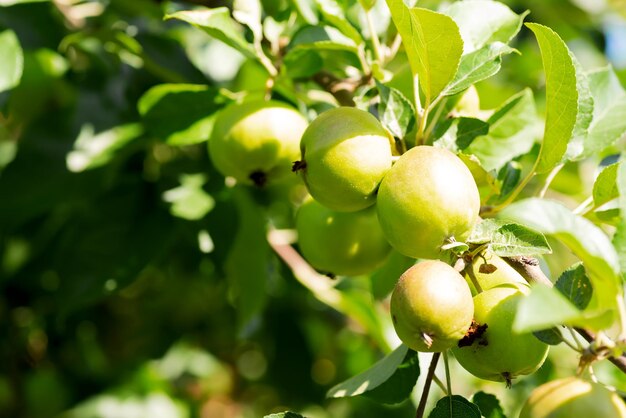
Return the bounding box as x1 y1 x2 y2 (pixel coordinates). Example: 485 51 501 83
0 0 625 417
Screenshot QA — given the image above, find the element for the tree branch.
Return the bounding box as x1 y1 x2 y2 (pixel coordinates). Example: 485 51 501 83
416 352 440 418
502 256 626 374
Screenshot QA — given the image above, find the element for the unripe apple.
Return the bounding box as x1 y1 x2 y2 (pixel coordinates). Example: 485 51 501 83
452 286 549 385
294 107 394 212
296 198 391 276
376 146 480 260
390 260 474 352
209 100 307 186
519 377 626 418
465 250 528 295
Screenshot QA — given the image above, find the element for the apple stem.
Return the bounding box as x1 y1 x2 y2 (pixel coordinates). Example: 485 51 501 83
416 352 440 418
443 350 453 408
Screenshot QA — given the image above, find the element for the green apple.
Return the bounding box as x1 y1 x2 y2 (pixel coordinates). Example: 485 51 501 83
465 250 528 295
452 286 549 385
296 198 391 276
209 100 307 186
294 107 394 212
519 377 626 418
376 146 480 260
390 260 474 352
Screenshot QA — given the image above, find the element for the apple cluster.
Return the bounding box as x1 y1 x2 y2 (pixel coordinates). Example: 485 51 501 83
208 101 550 386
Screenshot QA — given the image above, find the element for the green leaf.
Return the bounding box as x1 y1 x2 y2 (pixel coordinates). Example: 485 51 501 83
466 89 539 172
428 395 481 418
489 223 552 257
233 0 263 40
227 187 270 331
565 56 594 160
513 284 610 333
583 67 626 158
500 198 621 330
375 80 416 140
472 392 506 418
0 0 49 4
467 219 551 257
0 30 23 93
66 123 144 172
385 1 463 104
434 117 489 153
445 0 526 53
166 7 257 59
327 345 419 405
138 84 228 146
613 154 626 273
593 162 620 207
443 42 516 96
264 413 306 418
316 0 362 43
162 174 215 221
555 263 593 310
292 0 319 24
288 25 358 52
526 23 579 174
533 328 564 345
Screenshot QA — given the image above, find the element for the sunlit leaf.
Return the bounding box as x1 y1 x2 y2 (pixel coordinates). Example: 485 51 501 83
443 42 517 96
66 123 144 172
466 89 539 172
385 1 463 104
0 30 23 93
583 67 626 158
593 162 621 207
138 84 228 146
526 23 579 174
162 174 215 221
445 0 526 53
166 7 257 59
327 344 419 405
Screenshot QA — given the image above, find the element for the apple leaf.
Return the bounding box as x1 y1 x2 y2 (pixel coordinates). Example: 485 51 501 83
316 0 362 43
371 250 415 300
227 187 270 331
466 88 540 172
593 162 620 207
533 327 564 345
555 263 592 310
162 174 215 221
428 395 481 418
472 392 507 418
443 42 517 97
613 154 626 273
385 0 463 104
0 30 23 93
376 80 416 140
327 344 419 405
166 7 257 59
434 117 490 153
138 84 228 146
445 0 526 54
565 56 594 160
264 413 306 418
513 284 597 333
66 123 144 172
467 219 551 257
582 67 626 158
500 198 621 330
526 23 579 174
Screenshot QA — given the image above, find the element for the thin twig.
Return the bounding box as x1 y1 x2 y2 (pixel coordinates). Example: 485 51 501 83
537 163 564 198
416 353 440 418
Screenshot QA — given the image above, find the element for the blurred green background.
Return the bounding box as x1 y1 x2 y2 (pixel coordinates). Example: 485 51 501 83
1 0 625 417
